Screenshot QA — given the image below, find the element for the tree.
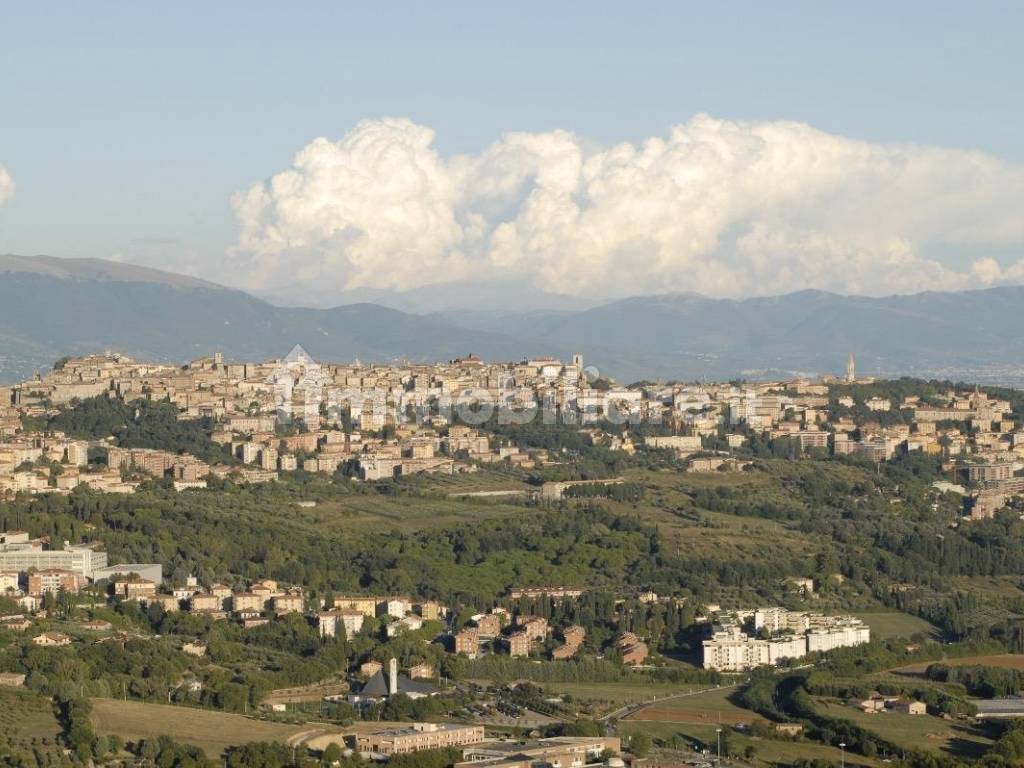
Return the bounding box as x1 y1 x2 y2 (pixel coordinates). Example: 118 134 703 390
630 733 652 757
321 743 342 765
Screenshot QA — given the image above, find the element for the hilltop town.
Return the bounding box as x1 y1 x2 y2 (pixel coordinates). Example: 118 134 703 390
1 350 1023 519
3 350 1024 768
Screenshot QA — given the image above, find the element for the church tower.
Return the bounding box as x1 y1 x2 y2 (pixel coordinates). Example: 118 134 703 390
845 353 856 383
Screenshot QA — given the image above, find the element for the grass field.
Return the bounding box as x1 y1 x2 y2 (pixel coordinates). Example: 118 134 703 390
90 698 340 757
855 611 940 640
894 653 1024 675
813 697 992 758
625 687 761 727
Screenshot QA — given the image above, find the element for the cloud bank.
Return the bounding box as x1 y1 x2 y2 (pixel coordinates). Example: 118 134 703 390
230 116 1024 298
0 167 14 206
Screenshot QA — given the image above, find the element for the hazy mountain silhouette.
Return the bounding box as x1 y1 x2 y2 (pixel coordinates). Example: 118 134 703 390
2 255 1023 385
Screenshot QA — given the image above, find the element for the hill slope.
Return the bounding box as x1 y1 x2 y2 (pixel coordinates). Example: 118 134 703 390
440 288 1024 383
0 272 566 382
3 255 1024 385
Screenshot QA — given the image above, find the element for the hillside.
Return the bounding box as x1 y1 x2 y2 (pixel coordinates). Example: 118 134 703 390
437 288 1024 383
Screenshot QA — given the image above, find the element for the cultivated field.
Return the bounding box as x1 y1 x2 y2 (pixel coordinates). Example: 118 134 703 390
894 653 1024 675
90 698 340 757
625 686 763 727
0 688 63 754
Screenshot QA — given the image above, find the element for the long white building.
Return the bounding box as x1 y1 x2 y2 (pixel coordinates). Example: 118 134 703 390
703 608 870 671
0 532 108 579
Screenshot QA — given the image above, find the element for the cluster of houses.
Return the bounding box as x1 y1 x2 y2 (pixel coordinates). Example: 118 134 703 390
3 534 656 673
0 432 115 494
857 694 927 715
317 595 446 640
702 606 871 672
448 594 648 665
3 351 1024 516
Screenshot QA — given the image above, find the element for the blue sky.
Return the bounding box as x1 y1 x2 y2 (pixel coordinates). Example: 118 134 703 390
1 2 1022 300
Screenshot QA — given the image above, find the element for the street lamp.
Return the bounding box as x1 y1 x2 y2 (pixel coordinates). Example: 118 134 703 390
839 741 846 768
716 727 723 764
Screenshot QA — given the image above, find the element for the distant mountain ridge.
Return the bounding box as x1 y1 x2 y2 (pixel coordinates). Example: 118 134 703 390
253 276 601 313
1 255 1024 386
0 254 223 289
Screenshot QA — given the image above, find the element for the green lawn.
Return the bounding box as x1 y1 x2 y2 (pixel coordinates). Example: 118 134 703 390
855 611 940 640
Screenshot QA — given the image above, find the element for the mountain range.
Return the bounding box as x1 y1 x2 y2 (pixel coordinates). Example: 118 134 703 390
2 254 1023 386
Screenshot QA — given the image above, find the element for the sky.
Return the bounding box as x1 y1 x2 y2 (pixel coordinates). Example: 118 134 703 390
1 2 1022 303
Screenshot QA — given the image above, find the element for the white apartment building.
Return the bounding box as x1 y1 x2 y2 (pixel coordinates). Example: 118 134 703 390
703 608 870 671
0 534 108 579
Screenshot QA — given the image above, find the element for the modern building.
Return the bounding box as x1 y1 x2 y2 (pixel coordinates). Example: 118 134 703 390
456 737 621 768
357 723 485 757
0 535 107 579
92 563 163 585
703 608 870 671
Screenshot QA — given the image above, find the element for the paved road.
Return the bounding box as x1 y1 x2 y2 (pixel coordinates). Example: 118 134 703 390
600 683 742 723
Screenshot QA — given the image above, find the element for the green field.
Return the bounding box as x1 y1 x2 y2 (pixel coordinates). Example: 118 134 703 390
814 697 992 758
855 611 940 640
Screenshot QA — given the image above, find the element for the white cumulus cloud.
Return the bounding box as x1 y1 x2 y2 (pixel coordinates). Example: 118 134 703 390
230 115 1024 298
0 166 14 206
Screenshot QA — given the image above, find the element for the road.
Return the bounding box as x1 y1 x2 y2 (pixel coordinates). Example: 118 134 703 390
600 683 742 723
